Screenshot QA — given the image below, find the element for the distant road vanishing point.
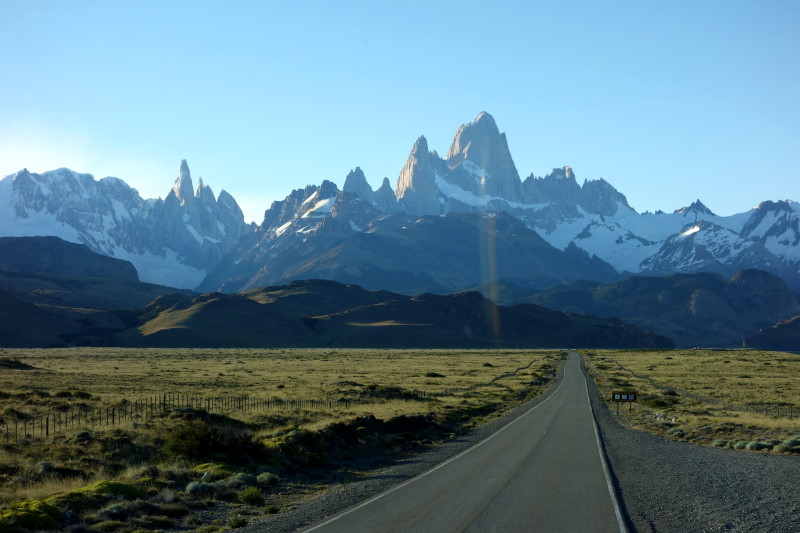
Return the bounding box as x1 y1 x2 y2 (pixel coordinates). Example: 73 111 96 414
302 352 626 533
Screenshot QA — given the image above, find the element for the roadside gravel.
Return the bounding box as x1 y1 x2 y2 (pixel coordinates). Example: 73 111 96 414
239 367 566 533
584 361 800 533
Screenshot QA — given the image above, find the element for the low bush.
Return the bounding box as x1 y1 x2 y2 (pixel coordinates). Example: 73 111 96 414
219 473 257 489
162 418 264 464
185 481 216 498
158 503 189 517
237 487 264 506
228 516 248 528
94 500 159 521
134 514 176 529
256 472 280 488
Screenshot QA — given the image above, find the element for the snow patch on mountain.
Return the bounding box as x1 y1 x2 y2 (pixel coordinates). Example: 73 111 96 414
302 197 335 218
0 162 249 289
681 225 701 237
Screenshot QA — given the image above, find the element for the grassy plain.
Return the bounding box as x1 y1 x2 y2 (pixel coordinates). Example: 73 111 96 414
583 349 800 451
0 348 562 532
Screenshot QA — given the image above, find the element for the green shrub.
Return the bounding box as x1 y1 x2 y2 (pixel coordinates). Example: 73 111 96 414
667 428 685 438
711 439 727 447
95 500 159 521
220 473 257 489
162 420 259 462
733 440 749 449
256 472 280 488
228 516 248 528
745 441 770 451
263 505 280 515
158 503 189 517
773 444 790 453
237 487 264 506
185 481 216 498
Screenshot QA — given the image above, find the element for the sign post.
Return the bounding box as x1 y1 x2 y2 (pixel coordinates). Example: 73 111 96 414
611 391 637 414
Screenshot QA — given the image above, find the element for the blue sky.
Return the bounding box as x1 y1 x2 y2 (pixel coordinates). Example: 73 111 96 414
1 1 797 223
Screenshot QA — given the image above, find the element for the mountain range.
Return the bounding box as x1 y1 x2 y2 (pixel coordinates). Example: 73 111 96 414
0 161 250 288
1 112 799 296
485 269 800 348
0 236 672 349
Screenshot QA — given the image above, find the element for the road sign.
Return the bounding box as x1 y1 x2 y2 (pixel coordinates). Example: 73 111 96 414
611 391 636 402
611 391 636 414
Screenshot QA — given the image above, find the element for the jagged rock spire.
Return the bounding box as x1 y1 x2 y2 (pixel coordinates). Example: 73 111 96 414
172 159 195 206
395 136 443 215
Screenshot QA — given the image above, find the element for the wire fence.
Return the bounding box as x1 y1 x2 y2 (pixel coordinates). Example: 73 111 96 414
0 391 447 444
1 355 558 444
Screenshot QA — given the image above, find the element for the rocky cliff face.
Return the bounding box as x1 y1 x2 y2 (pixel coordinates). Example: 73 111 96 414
395 136 445 215
0 160 249 288
343 167 398 212
444 112 524 203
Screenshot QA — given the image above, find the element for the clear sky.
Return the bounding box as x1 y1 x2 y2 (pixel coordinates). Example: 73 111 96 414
1 1 797 223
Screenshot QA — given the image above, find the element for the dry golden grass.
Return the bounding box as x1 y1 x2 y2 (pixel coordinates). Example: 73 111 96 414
0 348 563 516
0 347 555 408
583 349 800 450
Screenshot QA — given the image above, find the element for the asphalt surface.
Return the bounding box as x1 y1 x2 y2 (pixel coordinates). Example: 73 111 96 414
300 351 625 533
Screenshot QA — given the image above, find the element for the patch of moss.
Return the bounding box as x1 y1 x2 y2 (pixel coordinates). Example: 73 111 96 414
193 462 234 474
0 500 61 531
194 462 234 481
44 481 144 513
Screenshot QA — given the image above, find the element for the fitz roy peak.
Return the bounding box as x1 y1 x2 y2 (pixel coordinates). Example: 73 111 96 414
2 112 799 293
204 111 800 293
0 160 248 289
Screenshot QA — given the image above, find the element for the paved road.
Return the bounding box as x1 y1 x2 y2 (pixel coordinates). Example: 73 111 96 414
302 352 625 533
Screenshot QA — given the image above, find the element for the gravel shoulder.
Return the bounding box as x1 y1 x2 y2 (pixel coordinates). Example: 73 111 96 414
239 359 568 533
583 359 800 533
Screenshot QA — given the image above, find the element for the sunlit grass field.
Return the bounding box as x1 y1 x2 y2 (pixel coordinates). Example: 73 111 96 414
0 347 557 418
583 349 800 450
0 348 562 531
